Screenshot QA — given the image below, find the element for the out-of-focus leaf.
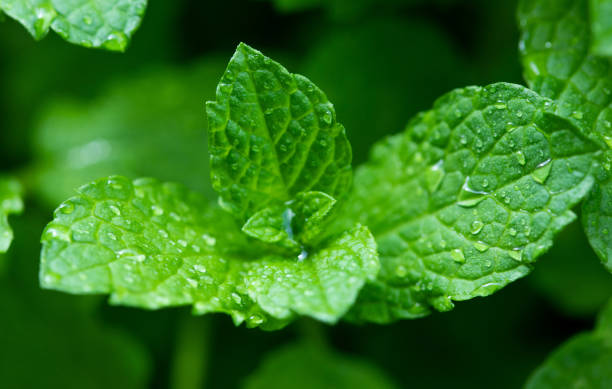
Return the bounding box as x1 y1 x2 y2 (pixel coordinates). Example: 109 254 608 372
0 0 146 51
0 176 23 253
525 299 612 388
242 342 398 389
0 212 151 389
31 59 225 206
529 221 612 317
302 18 469 164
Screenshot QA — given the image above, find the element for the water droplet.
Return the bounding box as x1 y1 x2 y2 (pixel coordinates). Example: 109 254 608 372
516 150 526 166
201 234 216 246
151 205 164 216
395 265 408 277
508 249 522 261
508 227 517 236
58 202 75 215
571 111 584 120
178 240 188 247
231 293 242 304
109 205 121 216
249 315 264 325
604 135 612 149
425 160 445 192
451 249 465 263
159 229 169 238
83 16 92 25
473 241 489 252
532 159 552 184
103 31 128 52
471 220 484 235
321 111 332 125
194 265 207 273
544 41 552 48
298 250 308 261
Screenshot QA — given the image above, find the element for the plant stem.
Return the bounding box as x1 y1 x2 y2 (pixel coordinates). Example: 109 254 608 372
170 314 211 389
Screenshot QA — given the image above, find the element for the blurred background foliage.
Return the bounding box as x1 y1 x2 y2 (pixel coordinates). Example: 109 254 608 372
0 0 610 387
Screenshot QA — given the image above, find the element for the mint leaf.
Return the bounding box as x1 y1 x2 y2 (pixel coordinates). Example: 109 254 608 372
0 177 23 253
518 0 612 147
525 299 612 388
31 60 223 206
40 176 378 328
591 0 612 57
0 0 146 51
582 151 612 271
335 82 599 323
243 342 398 389
242 191 336 251
206 43 352 221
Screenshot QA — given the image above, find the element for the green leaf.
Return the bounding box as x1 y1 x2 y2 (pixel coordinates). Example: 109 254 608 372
206 43 352 222
591 0 612 57
0 177 23 253
242 342 398 389
525 299 612 389
0 0 146 51
582 151 612 271
518 0 612 148
334 82 599 323
40 176 379 329
242 191 336 251
31 60 223 206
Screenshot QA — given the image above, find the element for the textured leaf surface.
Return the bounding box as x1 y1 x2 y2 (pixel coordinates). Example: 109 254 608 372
591 0 612 56
40 176 378 329
518 0 612 147
525 299 612 388
0 0 146 51
242 342 397 389
583 152 612 271
31 60 223 206
206 43 352 221
0 177 23 253
335 83 599 323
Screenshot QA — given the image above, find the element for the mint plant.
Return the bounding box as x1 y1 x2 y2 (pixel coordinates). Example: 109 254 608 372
39 31 611 332
0 0 605 386
0 0 146 51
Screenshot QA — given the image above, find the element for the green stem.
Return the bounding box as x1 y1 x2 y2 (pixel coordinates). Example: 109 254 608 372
170 314 211 389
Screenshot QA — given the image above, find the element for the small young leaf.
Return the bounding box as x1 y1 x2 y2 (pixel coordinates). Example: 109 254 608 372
525 299 612 389
518 0 612 147
591 0 612 57
243 342 398 389
40 176 378 329
0 177 23 253
241 191 336 250
0 0 147 51
582 152 612 271
335 83 600 323
206 43 352 221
